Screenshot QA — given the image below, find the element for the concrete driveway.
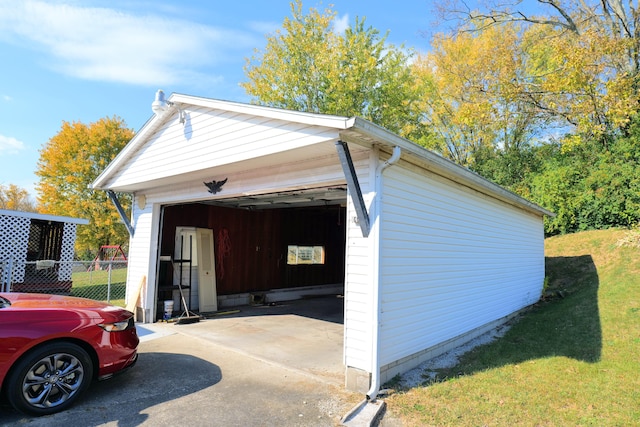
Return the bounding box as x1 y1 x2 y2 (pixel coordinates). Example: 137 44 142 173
0 296 363 426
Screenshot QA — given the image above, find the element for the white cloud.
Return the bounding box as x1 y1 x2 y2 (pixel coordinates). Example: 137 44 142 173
0 0 259 86
0 134 25 154
2 94 11 101
247 20 281 36
333 13 349 35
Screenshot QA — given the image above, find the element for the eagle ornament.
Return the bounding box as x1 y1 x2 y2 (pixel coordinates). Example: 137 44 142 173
204 178 228 194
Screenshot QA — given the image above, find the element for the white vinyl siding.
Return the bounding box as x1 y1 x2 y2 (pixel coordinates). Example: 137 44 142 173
125 202 155 309
342 151 376 371
106 107 340 189
377 165 544 366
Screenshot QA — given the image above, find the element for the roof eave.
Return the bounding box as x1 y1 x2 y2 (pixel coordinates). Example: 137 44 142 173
91 94 356 191
347 118 555 218
0 209 90 225
91 94 553 218
91 112 164 191
169 93 356 129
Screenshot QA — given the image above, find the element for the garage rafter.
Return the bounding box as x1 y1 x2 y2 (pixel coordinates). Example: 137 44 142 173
198 185 347 210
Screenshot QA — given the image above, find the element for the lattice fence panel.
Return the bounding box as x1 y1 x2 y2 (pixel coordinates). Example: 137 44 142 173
58 223 77 281
0 214 30 283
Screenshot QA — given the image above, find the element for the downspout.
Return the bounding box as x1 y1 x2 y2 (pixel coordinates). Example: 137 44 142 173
367 146 401 401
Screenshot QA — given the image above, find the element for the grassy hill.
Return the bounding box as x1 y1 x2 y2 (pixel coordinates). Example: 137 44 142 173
385 229 640 426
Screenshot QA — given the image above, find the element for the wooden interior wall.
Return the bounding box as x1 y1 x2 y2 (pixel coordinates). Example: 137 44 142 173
160 203 346 295
281 207 346 288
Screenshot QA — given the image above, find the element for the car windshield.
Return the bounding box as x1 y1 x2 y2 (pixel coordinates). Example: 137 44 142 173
0 296 11 308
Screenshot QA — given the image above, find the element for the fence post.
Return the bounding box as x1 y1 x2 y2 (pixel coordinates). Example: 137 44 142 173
3 258 14 292
107 262 112 303
1 259 5 292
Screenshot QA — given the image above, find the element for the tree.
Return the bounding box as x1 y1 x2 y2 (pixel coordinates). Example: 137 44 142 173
412 22 548 166
573 120 640 230
242 0 427 140
419 0 640 234
439 0 640 148
471 143 547 196
36 117 134 256
519 111 640 236
0 184 37 212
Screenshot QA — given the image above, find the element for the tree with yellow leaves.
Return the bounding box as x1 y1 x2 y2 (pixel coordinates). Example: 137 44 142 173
0 184 37 212
412 22 548 166
439 0 640 148
36 116 133 257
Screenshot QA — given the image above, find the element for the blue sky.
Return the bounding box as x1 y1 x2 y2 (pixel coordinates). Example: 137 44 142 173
0 0 472 198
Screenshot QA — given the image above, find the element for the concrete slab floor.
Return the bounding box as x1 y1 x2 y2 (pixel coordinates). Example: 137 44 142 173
152 294 347 385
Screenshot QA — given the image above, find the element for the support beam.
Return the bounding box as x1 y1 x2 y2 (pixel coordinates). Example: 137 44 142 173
335 140 370 237
106 190 134 236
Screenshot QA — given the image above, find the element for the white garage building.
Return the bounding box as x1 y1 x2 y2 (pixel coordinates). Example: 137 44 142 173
92 92 552 395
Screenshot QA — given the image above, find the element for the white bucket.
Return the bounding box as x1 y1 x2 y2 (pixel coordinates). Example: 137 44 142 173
163 300 174 319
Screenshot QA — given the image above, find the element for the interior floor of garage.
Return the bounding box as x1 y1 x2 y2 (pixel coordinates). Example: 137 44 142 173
144 295 345 385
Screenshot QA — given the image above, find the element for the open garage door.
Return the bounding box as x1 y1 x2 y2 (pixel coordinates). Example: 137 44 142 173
153 186 348 385
155 186 348 319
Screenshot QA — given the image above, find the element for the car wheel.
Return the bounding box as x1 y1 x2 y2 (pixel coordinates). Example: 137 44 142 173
6 342 94 416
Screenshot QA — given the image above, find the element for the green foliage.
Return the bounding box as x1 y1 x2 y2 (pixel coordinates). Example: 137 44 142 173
242 0 426 140
526 120 640 235
471 143 546 195
36 116 134 256
472 113 640 236
541 276 550 298
576 136 640 229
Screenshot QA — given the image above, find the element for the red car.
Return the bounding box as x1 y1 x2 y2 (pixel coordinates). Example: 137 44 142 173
0 293 139 416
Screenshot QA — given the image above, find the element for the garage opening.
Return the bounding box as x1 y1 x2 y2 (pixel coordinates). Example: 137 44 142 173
154 186 348 322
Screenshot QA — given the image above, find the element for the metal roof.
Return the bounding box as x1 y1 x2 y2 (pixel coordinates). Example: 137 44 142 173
0 209 89 225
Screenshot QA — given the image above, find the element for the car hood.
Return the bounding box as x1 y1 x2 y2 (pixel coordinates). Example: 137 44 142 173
0 293 130 319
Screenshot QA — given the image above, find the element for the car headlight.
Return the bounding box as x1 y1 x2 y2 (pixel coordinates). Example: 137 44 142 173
99 318 133 332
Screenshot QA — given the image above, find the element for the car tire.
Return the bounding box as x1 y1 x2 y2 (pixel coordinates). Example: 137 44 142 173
5 342 94 416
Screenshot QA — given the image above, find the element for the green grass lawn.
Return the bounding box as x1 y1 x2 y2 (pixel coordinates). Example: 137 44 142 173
385 229 640 426
70 266 127 307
